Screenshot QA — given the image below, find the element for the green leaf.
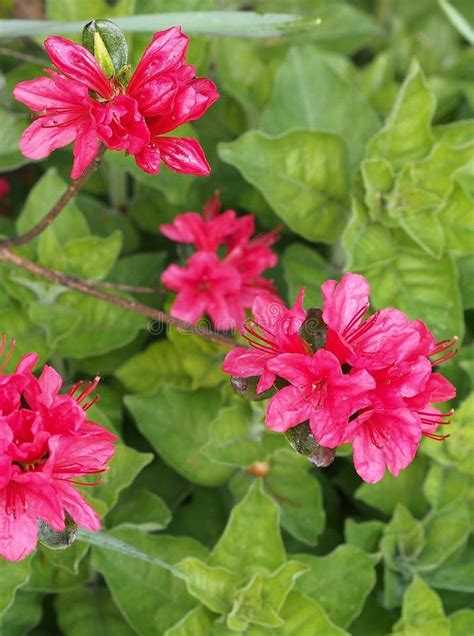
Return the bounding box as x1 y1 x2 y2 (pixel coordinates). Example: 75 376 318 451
46 0 134 21
294 546 379 628
219 130 349 244
230 448 326 546
0 110 29 171
260 46 380 172
164 605 215 636
55 586 136 636
168 329 227 389
438 0 474 44
392 576 450 635
367 63 436 167
91 529 209 636
106 487 172 531
422 464 468 510
84 444 153 515
209 480 286 577
0 12 318 38
424 539 474 593
0 592 42 636
0 556 32 617
355 456 430 517
344 519 384 554
61 231 123 280
125 387 233 486
204 403 266 468
178 557 242 613
439 184 474 256
282 243 331 309
24 546 89 593
449 609 474 635
116 340 190 394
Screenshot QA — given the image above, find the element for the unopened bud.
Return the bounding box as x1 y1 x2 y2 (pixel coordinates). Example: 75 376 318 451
82 19 128 76
285 421 335 468
230 375 276 401
299 308 327 352
38 514 78 551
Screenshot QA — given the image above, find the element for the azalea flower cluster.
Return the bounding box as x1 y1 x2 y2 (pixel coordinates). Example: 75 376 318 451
13 27 219 179
161 193 279 330
223 273 457 483
0 337 116 561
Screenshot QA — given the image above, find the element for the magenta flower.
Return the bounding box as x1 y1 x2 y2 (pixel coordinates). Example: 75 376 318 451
13 28 219 178
0 337 116 561
161 251 244 330
321 273 422 370
222 290 311 392
264 350 375 435
161 194 280 330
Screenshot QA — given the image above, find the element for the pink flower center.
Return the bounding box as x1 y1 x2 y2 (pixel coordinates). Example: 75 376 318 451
342 304 380 344
242 319 280 355
68 377 100 411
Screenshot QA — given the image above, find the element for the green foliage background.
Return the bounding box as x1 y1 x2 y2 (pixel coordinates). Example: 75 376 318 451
0 1 473 634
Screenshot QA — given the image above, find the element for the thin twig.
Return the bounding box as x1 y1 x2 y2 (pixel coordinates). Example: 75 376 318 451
88 280 163 294
0 46 47 67
0 248 235 347
0 145 106 249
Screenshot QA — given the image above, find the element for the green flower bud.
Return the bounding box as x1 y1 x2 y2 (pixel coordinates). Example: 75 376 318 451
82 19 128 76
299 308 327 352
285 421 335 468
38 513 78 551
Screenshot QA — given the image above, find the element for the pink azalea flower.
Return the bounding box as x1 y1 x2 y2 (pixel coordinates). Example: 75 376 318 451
0 336 116 562
13 27 219 178
222 290 312 392
160 192 255 252
264 349 375 435
161 251 244 330
321 273 422 370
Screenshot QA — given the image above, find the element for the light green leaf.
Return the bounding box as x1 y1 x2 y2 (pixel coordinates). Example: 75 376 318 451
260 46 380 171
219 130 349 244
164 605 215 636
294 546 379 628
62 231 123 280
438 0 474 44
24 546 89 593
344 519 384 554
423 464 468 510
282 243 331 309
116 340 190 394
392 576 450 635
0 592 42 636
449 609 474 635
55 586 136 636
0 110 29 171
106 488 172 532
439 184 474 256
367 63 435 166
0 556 32 617
46 0 134 20
355 456 430 518
209 481 286 577
204 403 266 468
178 558 242 613
424 539 474 593
125 387 232 486
91 528 209 636
168 329 227 389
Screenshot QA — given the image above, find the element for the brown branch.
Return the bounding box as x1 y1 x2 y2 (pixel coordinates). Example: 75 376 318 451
0 248 235 347
0 146 106 249
88 280 163 294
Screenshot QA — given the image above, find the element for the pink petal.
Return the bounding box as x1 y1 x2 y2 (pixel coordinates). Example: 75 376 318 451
161 212 207 245
71 120 100 180
169 291 207 324
44 36 114 99
19 116 77 161
135 143 161 175
266 352 318 386
265 385 311 432
154 137 211 175
322 273 370 334
15 353 39 375
54 480 101 531
0 499 38 561
128 27 189 94
13 74 90 111
222 347 272 379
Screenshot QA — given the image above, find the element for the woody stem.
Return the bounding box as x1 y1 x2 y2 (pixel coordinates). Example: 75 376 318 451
0 248 234 347
0 145 106 249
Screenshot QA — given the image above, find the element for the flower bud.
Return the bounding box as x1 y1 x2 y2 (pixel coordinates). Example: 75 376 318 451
285 421 335 468
82 19 128 77
299 308 327 352
37 514 78 551
230 375 276 401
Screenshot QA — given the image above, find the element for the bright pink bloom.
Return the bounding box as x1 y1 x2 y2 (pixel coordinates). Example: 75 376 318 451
0 337 116 562
14 28 219 178
322 273 422 370
223 290 311 393
161 194 280 330
264 350 375 435
161 252 244 330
